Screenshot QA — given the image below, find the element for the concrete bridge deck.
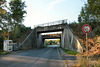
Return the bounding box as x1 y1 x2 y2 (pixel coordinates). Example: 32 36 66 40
21 19 83 53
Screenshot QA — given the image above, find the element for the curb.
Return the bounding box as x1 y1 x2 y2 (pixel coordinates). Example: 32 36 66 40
58 47 78 67
58 47 68 67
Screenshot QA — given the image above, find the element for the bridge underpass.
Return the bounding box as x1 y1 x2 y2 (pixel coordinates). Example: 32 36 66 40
42 33 61 47
21 19 83 53
36 29 64 49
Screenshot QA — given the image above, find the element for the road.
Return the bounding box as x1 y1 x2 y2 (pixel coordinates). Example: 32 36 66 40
0 45 65 67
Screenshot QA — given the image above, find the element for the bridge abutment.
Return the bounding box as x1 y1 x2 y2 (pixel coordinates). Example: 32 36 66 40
21 22 83 53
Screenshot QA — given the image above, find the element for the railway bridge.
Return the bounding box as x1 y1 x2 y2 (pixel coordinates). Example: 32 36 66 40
21 19 83 53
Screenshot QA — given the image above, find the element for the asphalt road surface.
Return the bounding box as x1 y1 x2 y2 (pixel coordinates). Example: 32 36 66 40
0 45 65 67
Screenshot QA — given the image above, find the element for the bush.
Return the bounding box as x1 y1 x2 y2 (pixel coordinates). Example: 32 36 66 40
94 26 100 36
46 42 49 46
77 54 100 67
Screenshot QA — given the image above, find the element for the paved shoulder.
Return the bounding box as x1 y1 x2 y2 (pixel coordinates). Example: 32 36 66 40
59 48 78 67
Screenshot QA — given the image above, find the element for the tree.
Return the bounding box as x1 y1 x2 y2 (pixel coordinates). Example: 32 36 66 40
9 0 27 38
78 1 99 23
87 0 100 22
9 0 26 25
0 0 7 14
56 39 60 44
78 4 92 23
78 15 82 23
78 0 100 35
0 0 8 38
0 0 27 39
0 0 7 48
0 0 7 30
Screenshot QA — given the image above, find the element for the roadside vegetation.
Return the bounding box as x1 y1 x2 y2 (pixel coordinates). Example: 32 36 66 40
0 49 9 55
0 0 32 53
61 47 79 55
45 39 60 47
69 0 100 66
0 0 32 56
76 54 100 67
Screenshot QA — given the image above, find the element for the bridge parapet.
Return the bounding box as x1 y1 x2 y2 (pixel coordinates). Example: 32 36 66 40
21 19 83 53
34 19 67 28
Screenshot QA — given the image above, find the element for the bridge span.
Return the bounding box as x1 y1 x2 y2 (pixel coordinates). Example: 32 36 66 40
21 19 83 53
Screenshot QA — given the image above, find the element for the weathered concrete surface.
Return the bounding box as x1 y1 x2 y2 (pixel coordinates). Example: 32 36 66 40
21 23 83 53
21 29 37 49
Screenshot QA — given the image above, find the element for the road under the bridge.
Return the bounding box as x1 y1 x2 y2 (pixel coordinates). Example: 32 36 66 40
0 45 65 67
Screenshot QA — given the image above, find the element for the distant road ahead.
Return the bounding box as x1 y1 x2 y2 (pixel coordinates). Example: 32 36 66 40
0 45 64 67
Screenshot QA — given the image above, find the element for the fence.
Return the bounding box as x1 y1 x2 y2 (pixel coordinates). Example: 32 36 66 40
34 19 67 28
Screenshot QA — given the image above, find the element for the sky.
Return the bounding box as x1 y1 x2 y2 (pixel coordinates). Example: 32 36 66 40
18 0 86 28
22 0 86 28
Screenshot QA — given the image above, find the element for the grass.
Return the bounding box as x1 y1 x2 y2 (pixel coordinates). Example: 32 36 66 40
77 54 100 67
61 47 79 55
0 49 9 55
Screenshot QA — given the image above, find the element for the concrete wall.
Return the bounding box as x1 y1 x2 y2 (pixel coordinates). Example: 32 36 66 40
21 29 37 49
21 24 83 53
37 33 44 48
62 26 83 53
61 30 64 48
63 28 77 51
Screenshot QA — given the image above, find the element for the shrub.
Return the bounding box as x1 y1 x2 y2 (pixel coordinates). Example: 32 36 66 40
94 26 100 36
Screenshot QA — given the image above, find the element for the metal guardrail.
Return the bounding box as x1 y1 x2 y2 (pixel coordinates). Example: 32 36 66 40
34 19 67 28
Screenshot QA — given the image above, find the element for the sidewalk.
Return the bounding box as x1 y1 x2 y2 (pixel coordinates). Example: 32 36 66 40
59 48 78 67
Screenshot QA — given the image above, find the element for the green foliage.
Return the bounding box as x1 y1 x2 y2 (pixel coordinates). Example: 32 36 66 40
88 0 100 21
10 24 31 39
69 21 78 25
46 39 60 46
78 4 95 23
94 26 100 36
9 0 27 24
46 42 49 47
55 39 60 44
78 54 100 67
0 0 27 40
78 0 100 36
78 0 100 23
0 0 7 14
0 49 10 55
9 0 27 38
61 47 79 55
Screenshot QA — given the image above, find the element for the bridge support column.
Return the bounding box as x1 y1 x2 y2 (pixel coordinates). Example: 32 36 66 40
43 39 46 47
61 30 64 48
37 33 44 48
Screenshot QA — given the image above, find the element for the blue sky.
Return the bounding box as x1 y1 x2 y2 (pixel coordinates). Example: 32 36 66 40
22 0 86 28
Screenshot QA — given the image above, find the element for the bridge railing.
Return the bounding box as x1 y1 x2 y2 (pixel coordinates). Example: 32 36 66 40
34 19 67 28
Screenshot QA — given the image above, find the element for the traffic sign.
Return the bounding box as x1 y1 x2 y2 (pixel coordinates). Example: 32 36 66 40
82 24 91 33
82 24 91 64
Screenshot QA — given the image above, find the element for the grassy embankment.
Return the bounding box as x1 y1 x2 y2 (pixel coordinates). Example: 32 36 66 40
61 47 79 55
69 22 100 67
